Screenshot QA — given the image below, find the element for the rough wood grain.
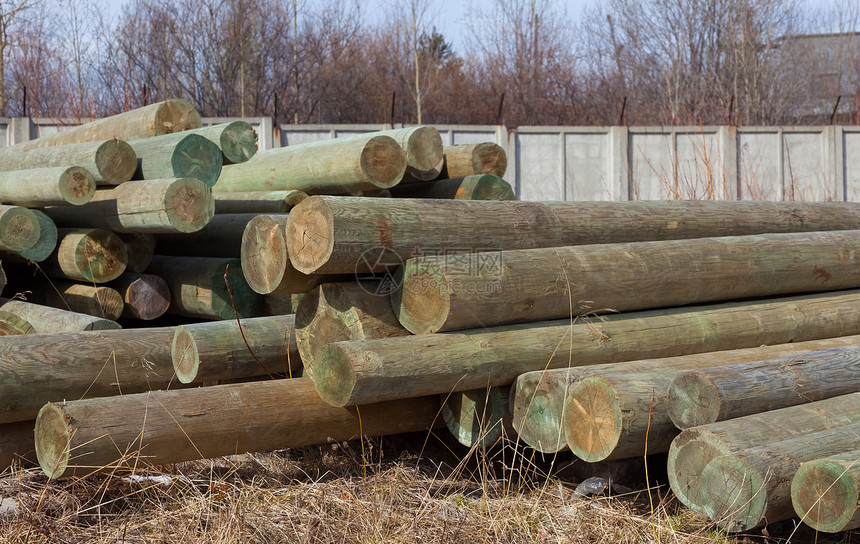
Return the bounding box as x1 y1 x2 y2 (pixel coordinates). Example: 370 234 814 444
792 449 860 533
0 297 119 332
0 139 137 184
0 206 40 253
439 143 508 179
110 273 170 320
21 279 124 321
42 228 127 283
0 166 95 206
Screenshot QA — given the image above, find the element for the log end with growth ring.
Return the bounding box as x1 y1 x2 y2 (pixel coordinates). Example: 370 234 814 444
792 458 858 533
405 126 444 173
285 197 335 275
73 229 128 283
700 455 767 533
294 286 352 377
667 432 731 513
563 377 622 462
80 285 125 321
35 403 71 478
17 210 57 262
241 215 288 294
390 260 450 334
155 98 203 135
60 167 97 205
123 274 171 320
512 375 567 454
312 343 358 407
219 121 258 163
667 371 723 429
172 325 199 383
442 387 508 448
0 207 40 252
164 177 215 233
360 135 408 188
460 174 515 200
94 140 138 184
471 142 508 177
170 134 224 188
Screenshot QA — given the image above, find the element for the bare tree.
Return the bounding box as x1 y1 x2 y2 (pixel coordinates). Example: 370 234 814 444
0 0 39 115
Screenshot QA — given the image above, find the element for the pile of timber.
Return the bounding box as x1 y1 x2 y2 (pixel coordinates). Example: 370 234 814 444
3 101 860 537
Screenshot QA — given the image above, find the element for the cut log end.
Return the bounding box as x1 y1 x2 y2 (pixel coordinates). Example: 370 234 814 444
442 387 508 448
171 134 223 188
667 371 723 430
0 208 40 252
155 98 203 136
73 229 128 283
512 376 567 454
471 142 508 178
465 174 515 200
60 167 97 205
35 403 71 479
564 377 622 462
405 126 444 173
241 215 288 294
360 136 407 188
391 261 450 334
17 210 57 262
94 140 138 184
312 344 358 407
700 456 767 533
285 198 335 275
165 178 215 233
172 325 199 383
792 459 858 533
123 274 171 320
668 434 731 513
219 121 258 163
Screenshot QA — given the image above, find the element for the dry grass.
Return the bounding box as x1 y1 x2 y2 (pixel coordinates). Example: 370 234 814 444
0 431 854 544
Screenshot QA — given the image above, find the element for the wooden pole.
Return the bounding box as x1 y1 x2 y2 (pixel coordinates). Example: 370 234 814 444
699 422 860 532
294 281 409 377
513 334 860 454
0 166 95 206
127 133 223 188
153 213 256 258
35 378 441 478
146 256 261 320
43 178 215 234
667 392 860 515
117 233 155 274
387 174 515 200
212 135 406 194
0 206 41 253
394 230 860 334
373 126 443 182
0 139 137 184
171 314 299 383
20 279 124 321
110 273 170 320
14 210 57 262
439 143 508 179
0 297 120 332
792 449 860 533
311 290 860 407
213 190 308 214
184 121 257 164
286 198 860 275
667 345 860 429
41 228 127 283
2 99 202 152
442 386 513 448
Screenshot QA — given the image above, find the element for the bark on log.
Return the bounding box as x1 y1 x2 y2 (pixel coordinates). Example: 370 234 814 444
44 178 214 234
35 378 441 478
439 143 508 179
286 198 860 275
22 279 124 321
2 99 201 152
212 135 406 194
387 174 515 200
42 228 127 283
791 449 860 533
667 392 860 514
213 190 307 214
0 167 95 206
442 386 514 448
311 290 860 407
667 345 860 429
0 206 40 252
153 213 254 257
110 273 170 320
186 121 257 164
171 314 299 383
394 230 860 334
0 297 119 332
127 133 223 187
513 334 860 454
0 139 137 184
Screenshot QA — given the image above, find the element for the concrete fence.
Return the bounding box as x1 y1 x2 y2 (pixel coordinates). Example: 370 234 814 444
4 116 858 202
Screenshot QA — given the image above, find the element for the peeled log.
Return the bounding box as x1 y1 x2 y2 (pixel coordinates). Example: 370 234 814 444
147 255 260 320
3 99 201 152
439 143 508 179
442 386 513 448
35 378 441 478
0 297 119 332
0 206 40 252
792 449 860 533
0 139 137 184
294 281 408 377
154 213 255 257
14 211 57 262
387 175 515 200
22 279 124 321
700 422 860 532
667 345 860 429
0 167 95 206
127 133 223 187
373 126 443 182
513 334 860 454
213 190 307 214
186 121 257 164
171 314 299 383
311 290 860 407
394 230 860 334
286 198 860 275
44 178 214 234
667 392 860 515
212 135 406 194
110 273 170 320
42 228 127 283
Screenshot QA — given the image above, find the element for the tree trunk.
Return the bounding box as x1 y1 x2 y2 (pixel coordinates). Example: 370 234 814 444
0 139 137 184
0 166 95 206
153 213 255 257
110 273 170 320
42 228 127 283
387 174 515 200
439 143 508 179
213 190 308 214
185 121 257 164
791 449 860 533
0 297 119 332
127 133 223 188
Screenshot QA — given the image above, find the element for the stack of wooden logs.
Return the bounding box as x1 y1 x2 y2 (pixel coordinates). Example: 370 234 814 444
5 99 860 536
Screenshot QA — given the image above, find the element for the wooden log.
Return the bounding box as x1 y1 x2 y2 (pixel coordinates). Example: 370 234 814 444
153 213 255 257
375 126 443 182
2 99 201 152
44 178 214 234
0 205 40 252
3 210 57 263
667 392 860 515
294 281 408 377
286 198 860 275
117 233 155 273
667 345 860 430
442 386 513 448
0 297 119 332
311 290 860 407
792 449 860 533
41 228 127 283
0 310 33 335
126 133 222 188
394 230 860 334
699 422 860 532
212 135 406 194
213 190 307 214
387 174 515 200
146 255 261 320
0 166 95 206
186 121 257 164
22 279 124 321
171 314 299 383
110 273 170 320
0 139 137 184
36 378 441 478
513 334 860 454
0 420 37 470
439 143 508 179
240 214 340 295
